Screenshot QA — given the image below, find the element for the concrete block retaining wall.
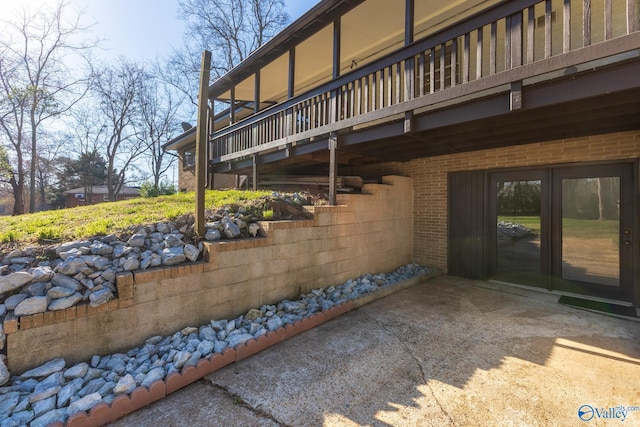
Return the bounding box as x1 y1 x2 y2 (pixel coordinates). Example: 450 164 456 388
5 175 413 374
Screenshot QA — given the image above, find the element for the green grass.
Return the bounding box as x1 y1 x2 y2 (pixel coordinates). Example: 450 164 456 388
499 215 619 240
562 218 619 241
0 190 272 247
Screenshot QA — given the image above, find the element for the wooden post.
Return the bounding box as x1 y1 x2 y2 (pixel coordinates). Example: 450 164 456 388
195 50 212 238
252 155 258 191
329 134 338 206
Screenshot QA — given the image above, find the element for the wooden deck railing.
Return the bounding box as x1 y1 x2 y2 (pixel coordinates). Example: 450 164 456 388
211 0 640 164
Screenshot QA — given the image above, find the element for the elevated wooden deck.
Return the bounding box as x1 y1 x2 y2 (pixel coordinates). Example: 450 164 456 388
209 0 640 174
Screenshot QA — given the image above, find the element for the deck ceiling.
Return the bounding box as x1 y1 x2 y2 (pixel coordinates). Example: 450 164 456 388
219 0 499 104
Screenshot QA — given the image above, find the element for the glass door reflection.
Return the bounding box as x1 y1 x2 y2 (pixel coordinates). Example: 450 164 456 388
561 177 620 287
494 178 545 287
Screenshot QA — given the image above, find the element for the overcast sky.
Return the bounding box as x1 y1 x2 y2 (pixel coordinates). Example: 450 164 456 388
3 0 321 61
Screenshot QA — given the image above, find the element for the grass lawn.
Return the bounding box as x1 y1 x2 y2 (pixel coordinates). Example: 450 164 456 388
498 215 619 241
0 190 273 246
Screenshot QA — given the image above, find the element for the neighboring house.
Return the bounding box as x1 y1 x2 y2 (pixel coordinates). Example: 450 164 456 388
166 0 640 309
63 186 140 208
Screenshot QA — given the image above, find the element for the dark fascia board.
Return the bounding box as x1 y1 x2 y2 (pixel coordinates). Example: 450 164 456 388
208 0 364 99
163 127 196 151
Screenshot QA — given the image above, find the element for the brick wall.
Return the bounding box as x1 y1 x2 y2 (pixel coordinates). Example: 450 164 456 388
347 131 640 270
6 176 413 373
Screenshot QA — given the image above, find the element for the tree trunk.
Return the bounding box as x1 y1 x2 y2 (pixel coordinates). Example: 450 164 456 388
597 178 605 221
10 176 24 216
29 113 37 212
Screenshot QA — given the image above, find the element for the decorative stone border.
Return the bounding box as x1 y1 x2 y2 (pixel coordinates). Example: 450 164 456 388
48 269 441 427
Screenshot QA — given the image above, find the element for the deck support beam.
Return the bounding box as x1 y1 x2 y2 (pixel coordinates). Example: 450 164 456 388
510 81 523 110
329 133 338 205
405 0 415 45
196 50 212 238
252 155 258 190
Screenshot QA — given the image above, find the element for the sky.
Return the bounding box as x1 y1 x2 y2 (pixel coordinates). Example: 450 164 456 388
2 0 322 62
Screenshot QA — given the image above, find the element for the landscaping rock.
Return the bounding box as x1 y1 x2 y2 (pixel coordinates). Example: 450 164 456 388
14 296 48 316
127 234 146 248
48 293 83 311
4 294 28 310
89 288 113 307
51 273 83 291
0 272 33 294
113 374 136 395
0 358 10 386
184 244 200 262
21 358 66 379
55 258 87 276
161 247 186 266
205 229 221 241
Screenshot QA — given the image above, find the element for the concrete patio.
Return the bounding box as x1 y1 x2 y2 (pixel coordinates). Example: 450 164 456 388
108 275 640 426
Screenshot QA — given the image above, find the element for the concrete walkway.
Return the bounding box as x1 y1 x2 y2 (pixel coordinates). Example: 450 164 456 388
108 276 640 426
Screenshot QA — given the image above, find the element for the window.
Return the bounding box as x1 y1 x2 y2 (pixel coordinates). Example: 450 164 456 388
183 150 195 168
74 193 85 200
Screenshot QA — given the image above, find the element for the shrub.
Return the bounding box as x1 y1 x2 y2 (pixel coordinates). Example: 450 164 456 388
140 181 177 198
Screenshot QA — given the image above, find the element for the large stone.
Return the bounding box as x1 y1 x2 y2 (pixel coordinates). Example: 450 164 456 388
2 410 35 427
141 367 165 388
51 273 83 291
266 317 283 331
48 293 83 311
89 288 114 307
0 391 19 417
21 358 66 378
63 362 89 379
205 228 221 241
56 258 87 275
127 234 146 247
47 286 76 299
30 408 68 427
67 392 102 416
30 379 62 404
90 241 113 256
123 257 140 271
156 223 171 233
29 266 54 283
113 374 136 395
57 377 83 407
4 293 28 310
164 234 184 247
0 271 33 294
161 247 186 266
58 248 83 260
226 333 254 348
32 396 56 417
55 240 91 255
14 296 48 316
248 223 261 237
184 244 200 262
0 358 10 386
222 220 241 239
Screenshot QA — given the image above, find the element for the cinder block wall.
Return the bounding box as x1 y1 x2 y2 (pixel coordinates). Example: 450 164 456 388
6 176 413 373
346 131 640 270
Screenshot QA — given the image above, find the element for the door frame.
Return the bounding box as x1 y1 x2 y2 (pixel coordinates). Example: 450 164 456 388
550 163 635 302
470 159 639 305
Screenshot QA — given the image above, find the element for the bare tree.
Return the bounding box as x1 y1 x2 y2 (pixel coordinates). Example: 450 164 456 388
0 0 95 214
90 59 149 202
164 0 289 116
139 71 181 193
